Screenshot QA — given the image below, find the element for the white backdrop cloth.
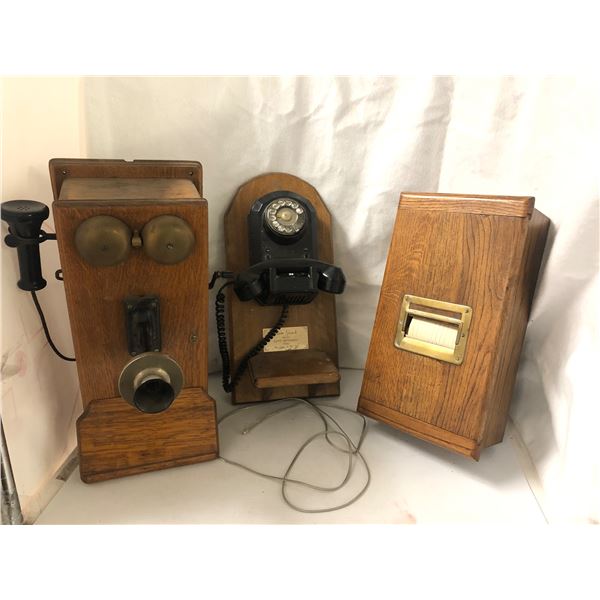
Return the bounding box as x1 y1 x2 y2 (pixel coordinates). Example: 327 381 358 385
82 77 599 523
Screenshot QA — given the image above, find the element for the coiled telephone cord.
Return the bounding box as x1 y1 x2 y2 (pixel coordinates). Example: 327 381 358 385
215 280 288 392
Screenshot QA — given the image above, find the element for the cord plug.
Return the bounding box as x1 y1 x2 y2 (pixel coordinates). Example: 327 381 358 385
209 270 234 289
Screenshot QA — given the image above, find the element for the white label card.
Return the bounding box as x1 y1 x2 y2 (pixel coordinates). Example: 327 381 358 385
261 326 309 353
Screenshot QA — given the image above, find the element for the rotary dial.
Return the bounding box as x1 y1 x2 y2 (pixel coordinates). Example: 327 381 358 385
264 198 306 236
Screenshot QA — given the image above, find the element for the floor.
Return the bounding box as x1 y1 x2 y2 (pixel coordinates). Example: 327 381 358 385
35 369 545 524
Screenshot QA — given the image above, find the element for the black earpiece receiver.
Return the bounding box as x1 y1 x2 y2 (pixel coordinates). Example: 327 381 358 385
1 199 75 362
1 199 55 291
234 191 346 305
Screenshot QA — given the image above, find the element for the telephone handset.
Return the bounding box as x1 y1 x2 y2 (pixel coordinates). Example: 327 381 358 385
233 191 346 305
1 200 55 291
234 258 346 305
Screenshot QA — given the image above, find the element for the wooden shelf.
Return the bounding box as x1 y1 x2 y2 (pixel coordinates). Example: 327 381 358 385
249 350 340 389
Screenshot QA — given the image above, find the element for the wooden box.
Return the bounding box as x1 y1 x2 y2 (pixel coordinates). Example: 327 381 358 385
50 159 218 482
358 192 549 459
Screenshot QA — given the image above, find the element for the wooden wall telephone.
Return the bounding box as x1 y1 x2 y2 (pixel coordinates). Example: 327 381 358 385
2 159 219 483
216 173 345 404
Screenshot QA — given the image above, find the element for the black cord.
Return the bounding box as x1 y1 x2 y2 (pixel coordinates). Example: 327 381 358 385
215 281 235 390
215 280 288 393
30 291 76 362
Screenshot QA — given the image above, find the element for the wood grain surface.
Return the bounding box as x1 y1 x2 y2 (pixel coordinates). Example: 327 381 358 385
50 158 202 198
224 173 341 403
53 193 208 406
400 192 534 217
481 208 550 447
358 192 549 459
57 178 201 201
77 387 218 483
50 159 218 482
249 349 340 388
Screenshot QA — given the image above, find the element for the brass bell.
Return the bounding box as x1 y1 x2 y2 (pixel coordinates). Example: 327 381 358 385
141 215 195 264
74 215 131 267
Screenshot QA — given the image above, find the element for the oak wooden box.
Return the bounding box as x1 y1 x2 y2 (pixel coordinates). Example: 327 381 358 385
50 159 218 482
358 192 549 459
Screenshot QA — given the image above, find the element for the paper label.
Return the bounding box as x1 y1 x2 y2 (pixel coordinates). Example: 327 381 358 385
262 326 309 353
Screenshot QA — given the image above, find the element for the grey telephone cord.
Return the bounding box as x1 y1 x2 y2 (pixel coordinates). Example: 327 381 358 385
217 398 371 513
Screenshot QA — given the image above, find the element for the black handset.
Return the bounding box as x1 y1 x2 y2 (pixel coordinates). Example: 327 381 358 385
235 258 346 304
1 199 75 362
1 200 55 291
233 191 346 304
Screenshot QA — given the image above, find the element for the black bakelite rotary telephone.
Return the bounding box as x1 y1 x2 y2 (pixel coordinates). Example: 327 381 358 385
211 190 346 392
234 191 345 305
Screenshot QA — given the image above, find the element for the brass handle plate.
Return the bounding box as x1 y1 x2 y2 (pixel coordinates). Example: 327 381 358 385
394 295 472 365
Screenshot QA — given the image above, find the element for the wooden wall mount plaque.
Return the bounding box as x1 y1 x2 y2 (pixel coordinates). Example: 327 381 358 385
358 192 550 459
224 173 341 404
50 159 218 482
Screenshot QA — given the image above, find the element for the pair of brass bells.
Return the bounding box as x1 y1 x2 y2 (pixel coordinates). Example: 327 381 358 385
75 215 194 266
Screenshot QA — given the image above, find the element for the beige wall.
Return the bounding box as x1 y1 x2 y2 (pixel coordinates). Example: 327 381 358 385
1 77 85 521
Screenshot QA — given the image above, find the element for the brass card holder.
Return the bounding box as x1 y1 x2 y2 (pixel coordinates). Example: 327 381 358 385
395 295 472 365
